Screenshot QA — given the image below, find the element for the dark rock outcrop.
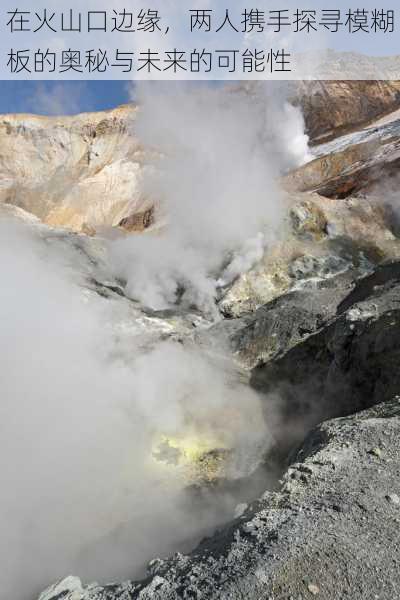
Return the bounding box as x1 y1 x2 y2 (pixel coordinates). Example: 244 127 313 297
250 260 400 419
118 206 155 232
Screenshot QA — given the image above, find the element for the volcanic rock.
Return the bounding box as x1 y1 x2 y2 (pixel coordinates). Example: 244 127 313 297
0 105 149 233
39 396 400 600
297 80 400 144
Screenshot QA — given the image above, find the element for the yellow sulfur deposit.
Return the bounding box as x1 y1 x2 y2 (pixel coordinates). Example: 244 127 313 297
152 435 232 483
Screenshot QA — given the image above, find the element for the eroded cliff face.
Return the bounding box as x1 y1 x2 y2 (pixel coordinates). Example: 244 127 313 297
0 104 151 233
297 80 400 144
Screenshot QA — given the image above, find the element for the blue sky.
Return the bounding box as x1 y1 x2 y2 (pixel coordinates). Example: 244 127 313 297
0 81 132 115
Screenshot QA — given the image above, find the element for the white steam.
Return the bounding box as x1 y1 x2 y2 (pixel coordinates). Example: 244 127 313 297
281 101 314 167
0 218 269 600
110 83 312 313
0 83 314 600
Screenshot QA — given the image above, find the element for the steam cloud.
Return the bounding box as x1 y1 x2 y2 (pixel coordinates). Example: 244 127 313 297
0 82 313 600
0 218 270 600
109 82 312 313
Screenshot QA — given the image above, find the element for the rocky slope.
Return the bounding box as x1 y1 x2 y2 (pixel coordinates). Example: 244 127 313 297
286 117 400 198
3 81 400 236
2 83 400 599
296 80 400 144
37 256 400 600
43 397 400 600
0 104 151 233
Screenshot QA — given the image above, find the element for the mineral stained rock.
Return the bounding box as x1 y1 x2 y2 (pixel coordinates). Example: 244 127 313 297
220 103 400 318
0 104 150 233
286 117 400 198
297 80 400 144
218 190 400 318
